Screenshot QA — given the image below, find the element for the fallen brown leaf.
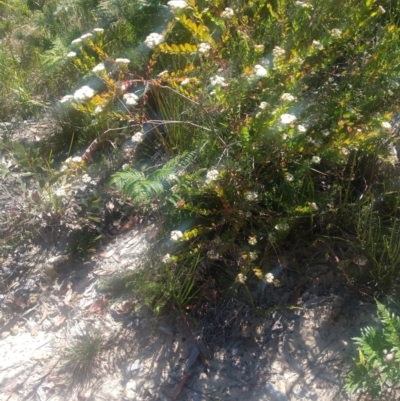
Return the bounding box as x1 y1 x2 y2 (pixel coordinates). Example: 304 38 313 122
86 298 108 316
173 373 193 400
54 315 66 327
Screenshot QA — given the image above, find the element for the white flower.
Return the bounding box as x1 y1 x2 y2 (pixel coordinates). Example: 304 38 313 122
254 64 268 77
221 7 234 18
254 44 265 52
181 78 190 86
259 101 269 110
330 29 342 38
123 93 139 106
171 185 178 193
93 105 104 114
92 63 105 73
311 156 321 164
322 129 330 136
60 95 74 103
248 236 257 246
280 93 296 102
198 42 211 53
53 186 66 197
378 5 385 14
381 121 392 131
73 85 96 103
93 28 104 33
162 254 173 263
272 46 286 58
168 173 177 181
236 273 247 284
297 124 307 133
131 131 144 142
312 40 324 50
167 0 188 10
341 148 350 156
170 230 183 242
206 169 219 184
275 222 289 231
115 58 130 64
249 252 258 261
280 113 297 124
207 250 220 260
309 202 318 211
80 33 93 41
210 75 227 87
66 52 76 58
71 38 82 45
82 174 91 183
245 191 258 201
285 173 294 182
72 156 82 163
265 272 274 283
145 33 165 49
295 1 309 7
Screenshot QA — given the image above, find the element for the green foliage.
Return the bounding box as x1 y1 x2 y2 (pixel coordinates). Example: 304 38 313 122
64 328 105 380
345 300 400 398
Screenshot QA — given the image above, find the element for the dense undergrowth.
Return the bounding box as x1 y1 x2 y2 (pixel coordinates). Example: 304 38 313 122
1 0 400 397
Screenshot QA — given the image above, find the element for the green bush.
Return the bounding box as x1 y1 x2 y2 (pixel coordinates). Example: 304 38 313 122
345 300 400 399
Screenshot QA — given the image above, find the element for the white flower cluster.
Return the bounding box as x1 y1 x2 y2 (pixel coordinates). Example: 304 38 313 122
123 93 139 106
330 29 342 38
259 101 269 110
221 7 234 18
280 93 296 102
245 191 258 201
93 105 104 114
249 252 258 261
265 272 274 283
312 40 324 50
272 46 286 58
115 58 130 64
295 1 310 7
170 230 183 242
92 63 105 73
297 124 307 133
145 33 165 49
66 52 76 58
254 64 268 77
162 254 173 264
206 169 219 184
82 174 91 183
311 156 321 164
381 121 392 131
236 273 247 284
280 113 297 125
207 250 220 260
167 0 188 10
254 44 265 52
181 78 190 86
210 75 228 87
73 85 96 103
131 131 144 142
198 42 211 53
284 173 294 182
248 236 257 246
